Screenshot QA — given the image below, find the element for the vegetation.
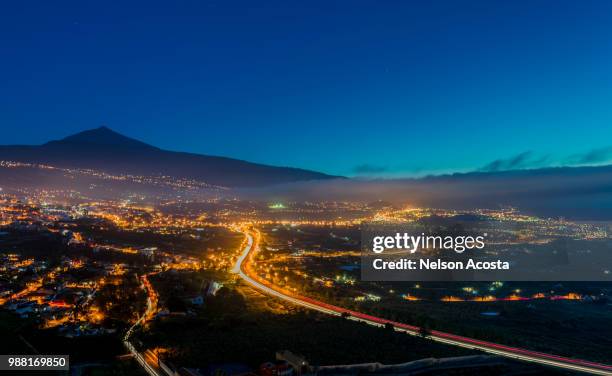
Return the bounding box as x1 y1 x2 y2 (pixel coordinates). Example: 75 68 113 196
137 283 476 368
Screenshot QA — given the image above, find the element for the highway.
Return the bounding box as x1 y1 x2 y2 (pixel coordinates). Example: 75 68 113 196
233 229 612 376
123 272 165 376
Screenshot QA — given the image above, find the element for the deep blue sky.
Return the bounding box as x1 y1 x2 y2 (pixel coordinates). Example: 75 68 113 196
2 1 612 176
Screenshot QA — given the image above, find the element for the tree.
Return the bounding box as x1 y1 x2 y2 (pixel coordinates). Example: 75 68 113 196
166 296 187 313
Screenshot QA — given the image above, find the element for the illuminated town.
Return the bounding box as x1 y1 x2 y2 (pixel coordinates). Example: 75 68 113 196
1 165 611 375
5 0 612 373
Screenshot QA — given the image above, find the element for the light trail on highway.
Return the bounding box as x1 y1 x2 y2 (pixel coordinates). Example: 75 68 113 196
233 228 612 376
123 271 164 376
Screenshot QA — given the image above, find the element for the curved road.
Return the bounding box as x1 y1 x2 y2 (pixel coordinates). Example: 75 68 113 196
233 229 612 376
124 272 165 376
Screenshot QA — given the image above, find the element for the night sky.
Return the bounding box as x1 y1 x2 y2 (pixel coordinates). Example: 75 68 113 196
2 1 612 176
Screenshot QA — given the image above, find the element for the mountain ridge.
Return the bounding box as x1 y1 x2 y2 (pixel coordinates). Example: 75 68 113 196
0 127 343 187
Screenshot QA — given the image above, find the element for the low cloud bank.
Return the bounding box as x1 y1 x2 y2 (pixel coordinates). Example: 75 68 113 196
236 164 612 220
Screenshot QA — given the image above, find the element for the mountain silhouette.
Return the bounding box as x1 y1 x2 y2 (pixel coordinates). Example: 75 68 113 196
44 126 158 150
0 127 342 187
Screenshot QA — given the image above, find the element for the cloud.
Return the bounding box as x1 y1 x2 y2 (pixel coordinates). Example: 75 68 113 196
566 147 612 165
353 164 388 174
480 151 550 172
479 147 612 173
